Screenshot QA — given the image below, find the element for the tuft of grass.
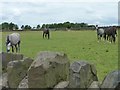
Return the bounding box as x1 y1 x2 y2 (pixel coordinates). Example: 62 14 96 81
2 31 118 82
106 50 109 52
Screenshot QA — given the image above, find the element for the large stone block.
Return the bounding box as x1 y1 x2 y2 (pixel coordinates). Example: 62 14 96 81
87 81 100 90
69 61 98 88
0 58 2 76
28 51 70 88
54 81 69 88
0 73 9 90
7 57 33 88
0 52 24 73
2 73 9 89
17 76 28 90
101 70 120 90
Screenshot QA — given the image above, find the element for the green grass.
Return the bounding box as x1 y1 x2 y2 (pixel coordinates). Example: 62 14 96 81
2 31 118 82
0 32 2 52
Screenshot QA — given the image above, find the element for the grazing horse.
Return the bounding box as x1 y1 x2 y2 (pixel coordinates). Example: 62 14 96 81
43 28 50 39
6 33 20 52
96 25 104 41
104 26 117 43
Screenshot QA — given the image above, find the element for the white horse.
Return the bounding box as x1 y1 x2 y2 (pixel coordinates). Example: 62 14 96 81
6 33 20 52
96 25 104 41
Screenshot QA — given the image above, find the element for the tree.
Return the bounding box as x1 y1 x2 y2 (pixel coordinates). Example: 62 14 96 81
41 24 46 29
21 25 24 30
9 22 15 30
0 24 2 31
33 27 36 29
80 23 88 27
37 25 40 30
14 24 19 30
63 22 71 29
1 22 19 31
24 25 31 30
2 22 9 30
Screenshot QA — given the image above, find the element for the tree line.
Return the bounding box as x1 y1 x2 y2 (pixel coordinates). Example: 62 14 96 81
1 22 118 31
42 22 96 30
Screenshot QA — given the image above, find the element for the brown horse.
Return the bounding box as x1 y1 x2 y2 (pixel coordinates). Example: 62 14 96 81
104 26 117 43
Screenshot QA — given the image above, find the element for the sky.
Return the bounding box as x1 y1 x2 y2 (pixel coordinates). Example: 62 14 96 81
0 0 119 28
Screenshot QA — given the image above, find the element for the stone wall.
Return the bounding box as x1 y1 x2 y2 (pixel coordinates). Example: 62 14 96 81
0 51 119 89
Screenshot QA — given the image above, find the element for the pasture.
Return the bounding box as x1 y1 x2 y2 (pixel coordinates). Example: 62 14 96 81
2 30 118 82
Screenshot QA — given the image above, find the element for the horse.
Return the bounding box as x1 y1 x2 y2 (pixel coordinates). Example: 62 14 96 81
6 33 20 52
43 28 50 39
104 26 117 43
96 25 105 41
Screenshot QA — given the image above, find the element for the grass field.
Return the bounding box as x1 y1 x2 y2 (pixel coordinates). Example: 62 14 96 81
2 31 118 82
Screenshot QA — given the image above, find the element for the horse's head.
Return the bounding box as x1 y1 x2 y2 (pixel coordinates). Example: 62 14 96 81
6 42 11 52
6 35 10 52
95 25 99 31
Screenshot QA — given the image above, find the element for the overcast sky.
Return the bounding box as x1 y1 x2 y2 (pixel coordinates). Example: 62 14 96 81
0 0 119 27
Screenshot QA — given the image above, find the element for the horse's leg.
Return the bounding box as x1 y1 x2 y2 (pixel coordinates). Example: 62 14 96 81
15 44 18 52
43 33 45 39
45 34 47 38
104 34 106 41
108 35 113 43
112 35 115 43
11 45 14 52
107 35 109 42
102 35 104 41
108 36 111 43
18 41 20 52
106 35 109 41
48 33 50 39
109 36 111 42
97 34 99 40
100 35 102 41
109 35 113 43
110 34 113 42
97 34 99 42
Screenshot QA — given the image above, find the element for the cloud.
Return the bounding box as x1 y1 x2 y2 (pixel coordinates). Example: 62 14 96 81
1 0 119 2
1 1 118 27
12 8 21 16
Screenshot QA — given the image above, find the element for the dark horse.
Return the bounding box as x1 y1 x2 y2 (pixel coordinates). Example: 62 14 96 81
104 26 117 43
43 28 50 39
